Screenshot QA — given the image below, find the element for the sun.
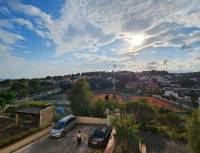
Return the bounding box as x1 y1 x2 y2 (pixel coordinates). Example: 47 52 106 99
128 34 145 47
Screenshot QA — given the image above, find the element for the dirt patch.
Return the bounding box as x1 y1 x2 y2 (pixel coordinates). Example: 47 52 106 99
131 96 183 112
92 93 124 104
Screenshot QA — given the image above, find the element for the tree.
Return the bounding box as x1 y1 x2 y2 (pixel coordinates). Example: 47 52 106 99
0 97 6 108
189 90 199 108
187 109 200 153
0 91 16 107
3 91 16 104
69 78 91 115
91 99 106 118
10 80 28 97
29 80 40 94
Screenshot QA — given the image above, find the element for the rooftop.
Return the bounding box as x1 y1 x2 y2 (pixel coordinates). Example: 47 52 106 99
15 106 49 114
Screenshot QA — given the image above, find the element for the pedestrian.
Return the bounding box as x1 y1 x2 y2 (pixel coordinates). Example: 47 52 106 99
76 130 82 145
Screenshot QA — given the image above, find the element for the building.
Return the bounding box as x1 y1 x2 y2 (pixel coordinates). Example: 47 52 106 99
125 81 143 90
164 90 178 98
145 81 159 94
15 105 54 128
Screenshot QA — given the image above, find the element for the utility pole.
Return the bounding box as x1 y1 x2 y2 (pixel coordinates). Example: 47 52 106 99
113 64 117 99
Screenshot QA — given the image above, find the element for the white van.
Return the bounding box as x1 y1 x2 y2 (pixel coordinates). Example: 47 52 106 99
50 115 76 138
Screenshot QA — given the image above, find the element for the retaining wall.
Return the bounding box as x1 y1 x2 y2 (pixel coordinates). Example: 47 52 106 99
104 128 116 153
76 116 107 125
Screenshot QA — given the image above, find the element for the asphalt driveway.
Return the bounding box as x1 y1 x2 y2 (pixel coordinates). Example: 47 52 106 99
15 124 105 153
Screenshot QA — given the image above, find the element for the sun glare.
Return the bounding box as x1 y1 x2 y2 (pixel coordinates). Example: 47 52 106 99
128 34 145 47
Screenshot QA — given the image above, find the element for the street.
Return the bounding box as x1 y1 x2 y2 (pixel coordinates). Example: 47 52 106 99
15 124 105 153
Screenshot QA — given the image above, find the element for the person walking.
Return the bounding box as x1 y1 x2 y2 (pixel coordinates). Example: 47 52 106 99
76 130 82 145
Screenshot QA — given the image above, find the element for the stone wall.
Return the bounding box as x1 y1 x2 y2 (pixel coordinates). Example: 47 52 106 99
39 106 54 128
76 116 106 125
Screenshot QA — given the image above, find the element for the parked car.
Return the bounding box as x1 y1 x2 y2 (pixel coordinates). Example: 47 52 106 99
88 126 112 148
50 115 76 138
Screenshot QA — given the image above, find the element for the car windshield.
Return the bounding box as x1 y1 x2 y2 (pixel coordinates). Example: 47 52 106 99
53 121 65 129
93 129 105 138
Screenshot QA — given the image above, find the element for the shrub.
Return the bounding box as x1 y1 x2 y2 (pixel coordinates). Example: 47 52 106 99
27 101 48 107
139 123 159 134
187 109 200 153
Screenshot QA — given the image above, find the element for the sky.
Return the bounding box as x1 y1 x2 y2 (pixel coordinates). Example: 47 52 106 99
0 0 200 78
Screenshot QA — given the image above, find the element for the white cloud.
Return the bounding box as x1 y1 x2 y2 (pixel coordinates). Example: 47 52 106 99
0 29 24 44
0 44 84 78
9 0 200 54
12 18 33 30
1 0 200 76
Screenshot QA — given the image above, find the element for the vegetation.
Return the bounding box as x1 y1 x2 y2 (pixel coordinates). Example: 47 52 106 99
0 91 16 108
69 78 92 115
187 109 200 153
27 101 48 107
69 81 188 142
189 90 199 108
119 99 188 141
4 101 48 118
111 115 138 153
9 79 54 97
122 99 158 123
90 98 118 118
90 99 106 118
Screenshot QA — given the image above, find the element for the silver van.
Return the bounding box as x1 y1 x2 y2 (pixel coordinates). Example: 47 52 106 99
50 115 76 138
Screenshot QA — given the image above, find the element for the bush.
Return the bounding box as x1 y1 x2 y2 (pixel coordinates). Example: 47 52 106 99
90 100 106 118
27 101 48 107
187 109 200 153
124 100 158 123
158 112 181 127
139 123 159 134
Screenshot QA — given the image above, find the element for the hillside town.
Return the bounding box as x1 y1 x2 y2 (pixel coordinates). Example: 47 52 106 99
0 70 200 153
1 0 200 153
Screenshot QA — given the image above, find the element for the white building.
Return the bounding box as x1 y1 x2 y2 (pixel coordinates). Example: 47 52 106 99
164 90 178 97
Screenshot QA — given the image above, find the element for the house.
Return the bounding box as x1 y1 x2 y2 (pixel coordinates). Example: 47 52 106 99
125 81 143 90
145 81 159 94
15 105 54 128
164 90 178 98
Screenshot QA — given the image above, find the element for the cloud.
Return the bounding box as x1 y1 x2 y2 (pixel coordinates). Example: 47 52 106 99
0 44 84 78
163 59 168 66
0 6 11 15
0 0 200 77
6 0 200 55
12 18 33 30
0 29 24 44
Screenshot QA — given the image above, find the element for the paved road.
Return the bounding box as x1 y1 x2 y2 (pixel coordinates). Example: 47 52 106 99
15 124 105 153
